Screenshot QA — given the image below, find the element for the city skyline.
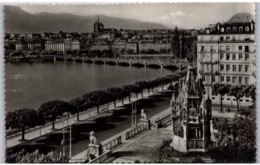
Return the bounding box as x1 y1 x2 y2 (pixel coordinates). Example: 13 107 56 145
16 3 254 29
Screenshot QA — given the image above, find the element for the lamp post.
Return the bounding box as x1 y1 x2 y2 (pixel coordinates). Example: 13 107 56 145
69 113 72 158
135 101 137 126
61 112 71 156
132 102 134 127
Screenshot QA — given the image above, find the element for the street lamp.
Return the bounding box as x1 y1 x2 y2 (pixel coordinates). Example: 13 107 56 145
61 112 72 157
131 101 137 127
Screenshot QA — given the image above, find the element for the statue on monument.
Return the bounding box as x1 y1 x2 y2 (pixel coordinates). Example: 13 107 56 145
89 131 97 145
141 109 147 120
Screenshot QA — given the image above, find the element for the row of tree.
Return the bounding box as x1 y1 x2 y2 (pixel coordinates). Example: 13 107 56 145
212 83 255 113
6 74 179 141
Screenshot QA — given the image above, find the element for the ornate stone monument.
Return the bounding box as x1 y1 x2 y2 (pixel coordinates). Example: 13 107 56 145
171 66 213 153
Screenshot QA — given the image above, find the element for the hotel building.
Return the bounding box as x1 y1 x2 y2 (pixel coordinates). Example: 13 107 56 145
197 17 255 107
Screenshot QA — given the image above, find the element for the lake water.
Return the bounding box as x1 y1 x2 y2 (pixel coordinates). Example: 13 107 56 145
5 61 171 112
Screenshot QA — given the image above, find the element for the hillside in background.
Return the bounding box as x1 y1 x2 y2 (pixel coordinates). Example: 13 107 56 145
4 6 167 33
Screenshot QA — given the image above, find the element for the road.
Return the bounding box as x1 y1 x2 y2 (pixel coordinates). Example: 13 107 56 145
6 90 173 158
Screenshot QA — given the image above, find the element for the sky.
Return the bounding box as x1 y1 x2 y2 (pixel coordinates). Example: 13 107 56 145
19 3 255 29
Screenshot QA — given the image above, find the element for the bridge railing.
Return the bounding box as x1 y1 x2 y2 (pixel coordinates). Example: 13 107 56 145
102 136 122 151
125 124 147 140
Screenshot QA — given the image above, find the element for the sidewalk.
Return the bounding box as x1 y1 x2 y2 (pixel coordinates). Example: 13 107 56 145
108 126 172 163
7 85 171 148
70 106 172 162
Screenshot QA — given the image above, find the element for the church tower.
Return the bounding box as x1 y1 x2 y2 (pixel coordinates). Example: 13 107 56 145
94 15 104 34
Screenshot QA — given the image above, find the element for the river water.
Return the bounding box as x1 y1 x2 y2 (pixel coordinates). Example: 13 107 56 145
5 61 171 112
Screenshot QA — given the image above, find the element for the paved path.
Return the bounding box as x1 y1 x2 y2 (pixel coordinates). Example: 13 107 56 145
108 126 172 163
70 100 172 162
6 85 170 148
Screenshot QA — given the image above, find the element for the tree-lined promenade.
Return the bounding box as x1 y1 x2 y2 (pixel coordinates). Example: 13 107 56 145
6 73 179 143
6 85 176 163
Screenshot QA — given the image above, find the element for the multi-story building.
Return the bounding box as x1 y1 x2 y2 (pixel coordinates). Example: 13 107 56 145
89 41 111 52
126 42 138 54
139 41 171 54
15 41 28 51
71 40 81 50
197 15 255 107
112 41 126 54
45 40 65 53
28 40 43 50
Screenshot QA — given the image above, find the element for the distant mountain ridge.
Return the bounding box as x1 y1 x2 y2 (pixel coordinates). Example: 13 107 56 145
4 6 168 33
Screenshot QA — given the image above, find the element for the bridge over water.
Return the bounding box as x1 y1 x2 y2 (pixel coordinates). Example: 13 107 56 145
55 56 190 70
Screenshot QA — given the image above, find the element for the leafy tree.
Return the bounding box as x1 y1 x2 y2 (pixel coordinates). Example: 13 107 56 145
38 100 74 130
172 27 181 58
248 85 256 102
136 81 149 97
7 150 69 163
69 97 86 121
107 87 122 107
83 90 112 113
230 85 243 112
6 108 42 141
123 84 136 101
212 111 256 163
217 85 229 113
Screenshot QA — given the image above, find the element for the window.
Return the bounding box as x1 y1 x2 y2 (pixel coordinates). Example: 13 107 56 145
220 36 224 41
245 77 249 84
245 26 250 32
202 75 205 81
227 76 230 83
239 46 243 51
233 27 237 32
220 45 224 52
245 65 249 72
221 76 224 82
245 46 249 52
226 36 230 41
220 53 224 60
220 64 224 71
233 76 237 83
227 27 230 32
245 36 250 41
226 64 230 71
239 77 242 84
212 76 215 83
239 54 243 60
226 53 230 60
221 27 225 32
226 45 230 51
211 46 215 52
239 27 243 32
201 46 205 52
239 65 242 72
245 54 249 60
232 35 236 41
233 65 236 71
232 54 236 60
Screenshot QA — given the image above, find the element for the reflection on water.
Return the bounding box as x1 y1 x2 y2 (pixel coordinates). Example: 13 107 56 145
6 62 170 112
